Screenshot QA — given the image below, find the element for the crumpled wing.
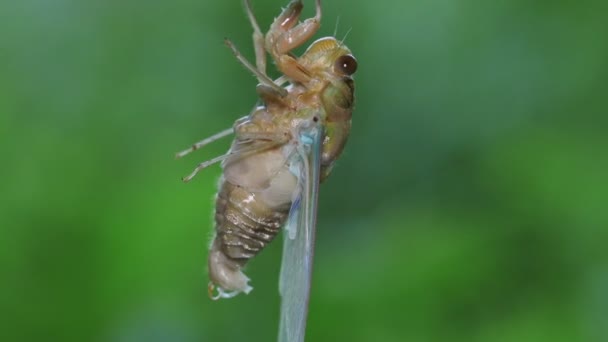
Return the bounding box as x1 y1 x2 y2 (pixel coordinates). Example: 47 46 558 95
278 125 323 342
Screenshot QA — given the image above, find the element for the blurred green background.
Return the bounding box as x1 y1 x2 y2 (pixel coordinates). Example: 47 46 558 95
1 0 607 341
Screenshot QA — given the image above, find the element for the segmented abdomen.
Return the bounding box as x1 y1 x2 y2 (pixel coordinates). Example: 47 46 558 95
208 172 293 293
214 179 289 262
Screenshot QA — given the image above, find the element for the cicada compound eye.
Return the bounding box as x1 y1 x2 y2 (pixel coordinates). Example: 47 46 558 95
334 55 358 76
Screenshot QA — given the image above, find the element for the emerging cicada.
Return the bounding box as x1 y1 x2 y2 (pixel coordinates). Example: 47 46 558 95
177 0 356 339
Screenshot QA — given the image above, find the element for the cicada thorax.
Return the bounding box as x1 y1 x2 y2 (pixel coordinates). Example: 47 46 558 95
293 37 357 181
318 77 354 181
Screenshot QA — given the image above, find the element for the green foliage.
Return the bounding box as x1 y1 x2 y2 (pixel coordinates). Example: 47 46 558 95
1 0 606 341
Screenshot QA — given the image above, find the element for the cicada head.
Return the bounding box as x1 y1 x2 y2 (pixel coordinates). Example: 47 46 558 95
300 37 358 80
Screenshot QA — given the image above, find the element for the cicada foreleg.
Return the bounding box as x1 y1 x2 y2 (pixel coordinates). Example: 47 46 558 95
268 0 321 55
266 0 322 83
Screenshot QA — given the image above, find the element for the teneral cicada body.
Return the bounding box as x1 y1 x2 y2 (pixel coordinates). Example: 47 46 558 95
176 0 356 339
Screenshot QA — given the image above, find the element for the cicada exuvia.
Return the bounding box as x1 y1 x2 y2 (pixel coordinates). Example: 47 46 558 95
176 0 356 339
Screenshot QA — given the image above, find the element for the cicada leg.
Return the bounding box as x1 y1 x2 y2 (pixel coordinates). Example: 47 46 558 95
224 39 287 97
182 153 235 183
181 130 289 183
233 117 291 144
244 0 266 76
236 131 290 144
182 139 279 183
267 0 321 54
265 0 322 83
175 127 234 159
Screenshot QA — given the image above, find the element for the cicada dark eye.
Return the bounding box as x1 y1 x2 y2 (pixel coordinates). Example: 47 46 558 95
334 55 358 75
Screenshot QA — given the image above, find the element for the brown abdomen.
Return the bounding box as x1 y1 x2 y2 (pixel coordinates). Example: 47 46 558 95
215 180 289 263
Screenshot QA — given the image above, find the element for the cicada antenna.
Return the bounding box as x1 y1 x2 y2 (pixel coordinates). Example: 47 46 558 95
339 27 352 46
333 15 340 37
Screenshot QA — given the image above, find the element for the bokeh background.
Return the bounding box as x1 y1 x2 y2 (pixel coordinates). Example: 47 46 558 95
1 0 607 341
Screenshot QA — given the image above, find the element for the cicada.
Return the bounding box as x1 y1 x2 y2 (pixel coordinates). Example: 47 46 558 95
176 0 356 340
